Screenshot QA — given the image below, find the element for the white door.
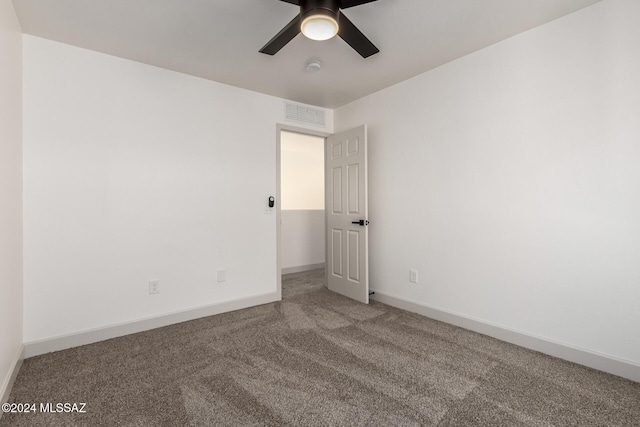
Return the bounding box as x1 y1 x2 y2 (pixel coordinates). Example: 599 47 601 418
325 125 368 304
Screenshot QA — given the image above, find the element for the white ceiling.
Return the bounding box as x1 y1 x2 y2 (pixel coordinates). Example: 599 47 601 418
13 0 601 108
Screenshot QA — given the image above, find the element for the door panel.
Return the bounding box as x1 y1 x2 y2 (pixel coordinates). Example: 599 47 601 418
331 229 343 277
331 140 342 159
326 125 368 304
348 164 359 214
348 230 360 282
332 168 342 213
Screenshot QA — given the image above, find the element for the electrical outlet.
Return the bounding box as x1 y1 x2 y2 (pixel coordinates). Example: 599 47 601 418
217 269 227 283
409 269 418 284
149 279 160 295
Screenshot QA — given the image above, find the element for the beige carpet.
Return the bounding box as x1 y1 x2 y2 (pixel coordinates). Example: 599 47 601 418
2 269 639 426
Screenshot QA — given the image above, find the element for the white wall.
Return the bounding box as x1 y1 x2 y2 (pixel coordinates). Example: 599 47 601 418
22 35 332 343
281 210 325 271
280 131 325 210
336 0 640 364
0 0 23 401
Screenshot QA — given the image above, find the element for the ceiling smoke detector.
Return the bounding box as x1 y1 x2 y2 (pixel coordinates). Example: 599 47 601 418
305 61 322 73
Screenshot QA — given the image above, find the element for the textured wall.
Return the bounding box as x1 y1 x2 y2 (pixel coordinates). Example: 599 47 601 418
0 0 23 401
336 0 640 363
22 36 331 342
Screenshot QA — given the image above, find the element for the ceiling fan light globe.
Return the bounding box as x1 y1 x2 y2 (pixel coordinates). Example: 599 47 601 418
301 15 339 41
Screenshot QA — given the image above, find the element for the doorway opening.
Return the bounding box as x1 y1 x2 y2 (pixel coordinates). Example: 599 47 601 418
276 124 369 303
280 130 326 274
276 125 330 299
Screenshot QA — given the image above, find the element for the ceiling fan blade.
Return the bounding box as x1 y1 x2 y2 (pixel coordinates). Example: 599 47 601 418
259 15 301 55
279 0 300 4
337 12 379 58
340 0 378 9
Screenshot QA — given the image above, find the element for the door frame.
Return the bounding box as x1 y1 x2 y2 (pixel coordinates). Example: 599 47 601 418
276 124 331 300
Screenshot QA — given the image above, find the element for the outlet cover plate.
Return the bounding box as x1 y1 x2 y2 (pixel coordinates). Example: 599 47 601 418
410 269 418 283
149 279 160 294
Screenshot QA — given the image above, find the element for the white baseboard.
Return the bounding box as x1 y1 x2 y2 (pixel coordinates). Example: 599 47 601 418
282 263 325 275
370 290 640 383
1 344 24 413
24 292 280 358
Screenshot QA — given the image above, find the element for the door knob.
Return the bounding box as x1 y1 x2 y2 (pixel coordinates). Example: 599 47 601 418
351 220 369 226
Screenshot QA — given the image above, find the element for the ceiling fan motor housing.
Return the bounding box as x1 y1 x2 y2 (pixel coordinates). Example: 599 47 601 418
260 0 379 57
300 0 340 24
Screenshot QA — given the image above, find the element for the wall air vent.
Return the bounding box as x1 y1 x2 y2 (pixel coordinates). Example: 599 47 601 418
284 101 327 128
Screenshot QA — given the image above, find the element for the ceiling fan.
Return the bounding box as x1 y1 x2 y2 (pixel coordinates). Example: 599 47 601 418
260 0 380 58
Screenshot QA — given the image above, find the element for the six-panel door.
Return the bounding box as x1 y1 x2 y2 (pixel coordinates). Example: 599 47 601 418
325 125 368 304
